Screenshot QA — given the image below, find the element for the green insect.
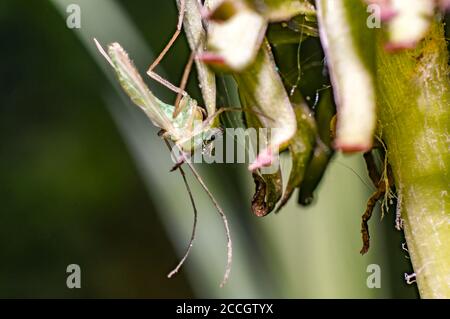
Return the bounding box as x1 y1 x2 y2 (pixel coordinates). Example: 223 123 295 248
95 37 233 287
96 40 221 153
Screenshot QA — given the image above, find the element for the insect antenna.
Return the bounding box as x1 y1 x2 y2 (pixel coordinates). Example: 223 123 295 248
160 132 232 287
184 158 233 287
168 141 232 287
161 138 199 279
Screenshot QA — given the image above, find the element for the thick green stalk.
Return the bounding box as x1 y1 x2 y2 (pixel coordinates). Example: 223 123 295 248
376 21 450 298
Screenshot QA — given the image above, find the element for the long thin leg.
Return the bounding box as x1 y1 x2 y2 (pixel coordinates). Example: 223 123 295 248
160 131 233 287
173 50 196 118
172 144 233 287
161 137 198 279
167 165 198 279
146 0 188 96
147 70 187 96
148 0 185 73
174 107 275 147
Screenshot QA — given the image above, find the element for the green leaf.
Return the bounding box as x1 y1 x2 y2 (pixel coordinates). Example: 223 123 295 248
297 139 333 206
277 99 316 211
238 76 284 217
234 40 297 170
297 90 335 206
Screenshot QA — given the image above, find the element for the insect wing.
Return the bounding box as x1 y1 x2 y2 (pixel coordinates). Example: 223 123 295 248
96 39 175 132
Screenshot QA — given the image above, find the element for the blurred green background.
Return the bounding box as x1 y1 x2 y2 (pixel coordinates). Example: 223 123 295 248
0 0 420 298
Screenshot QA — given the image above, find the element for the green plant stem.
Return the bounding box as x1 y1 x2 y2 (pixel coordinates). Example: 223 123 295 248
376 21 450 298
